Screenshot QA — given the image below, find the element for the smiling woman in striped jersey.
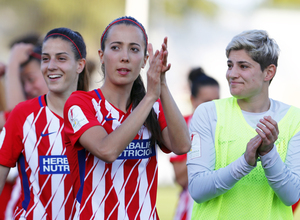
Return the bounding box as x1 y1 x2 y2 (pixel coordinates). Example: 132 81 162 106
63 16 191 219
0 27 89 220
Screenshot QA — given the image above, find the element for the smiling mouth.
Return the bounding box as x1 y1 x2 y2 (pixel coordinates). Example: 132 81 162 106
48 74 62 79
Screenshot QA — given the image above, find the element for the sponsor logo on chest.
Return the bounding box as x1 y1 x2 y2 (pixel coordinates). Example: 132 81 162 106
39 155 70 174
117 139 156 160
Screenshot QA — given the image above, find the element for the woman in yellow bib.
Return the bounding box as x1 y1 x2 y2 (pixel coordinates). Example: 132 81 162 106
187 30 300 220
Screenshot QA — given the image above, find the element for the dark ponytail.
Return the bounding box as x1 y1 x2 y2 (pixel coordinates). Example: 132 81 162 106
43 28 89 91
129 75 163 146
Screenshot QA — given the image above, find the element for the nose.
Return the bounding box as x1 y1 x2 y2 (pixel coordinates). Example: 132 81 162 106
120 50 129 63
227 65 239 79
47 58 57 70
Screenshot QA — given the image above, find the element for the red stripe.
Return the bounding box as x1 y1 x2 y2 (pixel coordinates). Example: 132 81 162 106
104 163 119 219
124 159 141 219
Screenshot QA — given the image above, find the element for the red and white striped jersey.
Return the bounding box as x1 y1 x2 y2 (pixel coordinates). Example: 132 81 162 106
64 89 167 220
0 95 75 220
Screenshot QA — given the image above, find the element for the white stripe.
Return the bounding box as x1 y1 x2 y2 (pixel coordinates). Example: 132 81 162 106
137 160 158 220
5 177 21 220
112 160 126 220
22 112 45 219
47 109 66 219
123 160 141 219
91 159 107 219
80 161 107 217
54 182 73 220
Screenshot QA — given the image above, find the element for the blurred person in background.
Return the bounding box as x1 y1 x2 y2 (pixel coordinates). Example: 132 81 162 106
187 30 300 220
170 67 219 220
0 33 45 130
0 27 89 219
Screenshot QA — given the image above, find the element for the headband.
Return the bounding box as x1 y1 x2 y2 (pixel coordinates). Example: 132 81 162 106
30 52 41 60
101 18 148 46
45 33 82 59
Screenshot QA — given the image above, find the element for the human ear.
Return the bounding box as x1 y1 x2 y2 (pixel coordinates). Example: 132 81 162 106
98 49 104 64
77 58 86 74
264 64 276 82
142 54 149 68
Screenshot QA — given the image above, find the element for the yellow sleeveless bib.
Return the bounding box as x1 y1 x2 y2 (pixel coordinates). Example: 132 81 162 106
191 97 300 220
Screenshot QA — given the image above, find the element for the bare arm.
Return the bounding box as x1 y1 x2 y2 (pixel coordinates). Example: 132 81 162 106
160 84 191 155
79 49 163 163
157 37 190 154
79 95 159 163
0 164 10 195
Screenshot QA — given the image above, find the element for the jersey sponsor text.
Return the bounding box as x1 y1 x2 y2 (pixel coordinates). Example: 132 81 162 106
40 155 70 174
117 139 156 159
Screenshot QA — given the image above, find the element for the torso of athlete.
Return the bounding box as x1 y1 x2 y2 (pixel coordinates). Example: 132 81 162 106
64 89 167 220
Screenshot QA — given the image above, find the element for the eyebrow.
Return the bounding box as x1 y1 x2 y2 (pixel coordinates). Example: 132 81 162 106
227 60 253 66
42 52 69 56
110 41 141 47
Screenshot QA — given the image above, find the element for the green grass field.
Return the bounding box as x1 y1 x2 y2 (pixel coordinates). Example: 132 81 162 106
157 185 300 220
156 185 181 220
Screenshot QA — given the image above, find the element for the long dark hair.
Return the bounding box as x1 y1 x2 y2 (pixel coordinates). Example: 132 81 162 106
43 27 89 91
101 16 163 146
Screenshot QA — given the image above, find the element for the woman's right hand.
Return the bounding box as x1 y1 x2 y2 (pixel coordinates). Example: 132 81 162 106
244 135 262 166
146 43 163 101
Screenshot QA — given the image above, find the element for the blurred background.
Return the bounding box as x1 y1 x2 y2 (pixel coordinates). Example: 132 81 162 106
1 0 300 219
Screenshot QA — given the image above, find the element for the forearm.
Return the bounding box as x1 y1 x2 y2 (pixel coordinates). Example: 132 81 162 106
188 156 254 203
81 94 157 163
160 83 190 154
5 61 26 110
261 147 300 206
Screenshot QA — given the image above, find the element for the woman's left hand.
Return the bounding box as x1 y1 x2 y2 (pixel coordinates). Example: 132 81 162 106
146 44 163 101
148 37 171 84
256 116 279 156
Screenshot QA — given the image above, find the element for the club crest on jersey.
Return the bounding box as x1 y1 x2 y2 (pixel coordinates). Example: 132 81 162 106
117 139 156 159
0 127 5 150
40 155 70 174
187 131 201 160
68 105 89 133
